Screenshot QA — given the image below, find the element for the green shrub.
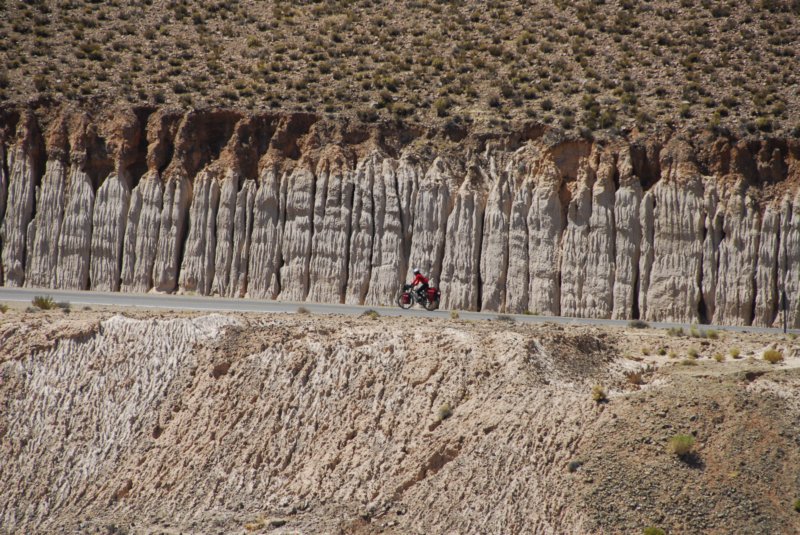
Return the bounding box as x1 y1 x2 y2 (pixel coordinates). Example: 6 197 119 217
437 402 453 421
794 498 800 513
643 528 666 535
32 295 56 310
667 434 695 457
763 349 783 364
657 347 667 356
362 309 380 319
706 329 719 340
592 385 607 402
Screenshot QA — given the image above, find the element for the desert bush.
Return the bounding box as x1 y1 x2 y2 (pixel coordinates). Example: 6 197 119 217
687 347 699 358
628 319 649 329
496 314 515 323
713 353 725 362
625 371 644 385
567 459 583 472
450 310 460 320
643 528 666 535
763 349 783 364
361 309 380 319
437 402 453 421
667 327 684 336
668 350 678 359
641 347 651 356
680 358 698 366
706 329 719 340
729 347 741 358
592 384 607 402
667 434 695 457
794 498 800 513
32 295 56 310
296 306 311 315
0 303 8 313
657 347 667 356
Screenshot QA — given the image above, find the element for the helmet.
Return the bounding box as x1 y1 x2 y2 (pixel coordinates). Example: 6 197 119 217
413 267 420 274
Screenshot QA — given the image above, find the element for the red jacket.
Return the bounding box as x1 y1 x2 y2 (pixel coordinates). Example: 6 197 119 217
411 273 429 286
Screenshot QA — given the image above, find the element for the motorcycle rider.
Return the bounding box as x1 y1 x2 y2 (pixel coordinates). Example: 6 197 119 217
409 268 430 302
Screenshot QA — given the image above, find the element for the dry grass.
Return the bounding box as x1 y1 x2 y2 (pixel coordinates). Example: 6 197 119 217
1 0 798 135
763 349 784 364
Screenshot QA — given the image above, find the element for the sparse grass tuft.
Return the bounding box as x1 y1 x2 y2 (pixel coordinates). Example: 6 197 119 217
763 349 783 364
628 319 649 329
437 402 453 421
450 310 460 320
625 371 644 385
296 306 311 315
680 358 698 366
668 350 678 359
706 329 719 340
667 433 696 458
794 498 800 513
656 347 667 356
592 384 607 403
361 309 380 319
667 327 685 337
0 303 8 313
643 528 666 535
496 314 515 323
32 295 56 310
730 347 741 358
687 347 699 358
713 353 725 362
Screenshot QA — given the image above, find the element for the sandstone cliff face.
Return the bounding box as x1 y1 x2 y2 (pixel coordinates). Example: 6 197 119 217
1 107 798 327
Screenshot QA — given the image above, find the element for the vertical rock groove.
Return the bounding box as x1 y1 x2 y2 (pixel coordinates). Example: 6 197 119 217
0 107 797 327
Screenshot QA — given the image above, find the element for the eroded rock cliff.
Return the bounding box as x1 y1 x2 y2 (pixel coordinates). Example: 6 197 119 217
1 105 799 326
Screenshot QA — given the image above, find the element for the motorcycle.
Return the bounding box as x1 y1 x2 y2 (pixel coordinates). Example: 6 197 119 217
397 284 441 311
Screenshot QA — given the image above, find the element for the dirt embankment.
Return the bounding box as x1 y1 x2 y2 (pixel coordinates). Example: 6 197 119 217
0 309 799 534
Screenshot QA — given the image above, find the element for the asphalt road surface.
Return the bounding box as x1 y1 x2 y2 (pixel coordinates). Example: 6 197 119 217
0 287 795 335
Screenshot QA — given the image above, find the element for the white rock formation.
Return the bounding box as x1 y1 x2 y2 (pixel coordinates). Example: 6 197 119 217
527 158 563 316
1 117 39 286
209 169 240 297
220 178 256 298
247 166 284 299
90 172 131 291
712 189 761 326
55 165 94 289
365 157 407 306
179 168 220 295
612 149 642 319
440 165 486 311
753 203 780 327
307 151 354 304
121 171 163 293
345 155 376 305
152 173 191 292
480 158 512 312
25 158 66 288
278 165 315 302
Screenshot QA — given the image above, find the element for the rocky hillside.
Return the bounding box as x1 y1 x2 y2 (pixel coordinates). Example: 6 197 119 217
0 106 798 326
2 0 799 136
1 310 798 534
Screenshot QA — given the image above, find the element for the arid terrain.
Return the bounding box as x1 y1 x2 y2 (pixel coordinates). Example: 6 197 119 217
2 0 799 136
1 305 799 534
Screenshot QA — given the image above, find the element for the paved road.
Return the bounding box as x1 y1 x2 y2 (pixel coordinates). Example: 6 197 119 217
0 287 795 335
